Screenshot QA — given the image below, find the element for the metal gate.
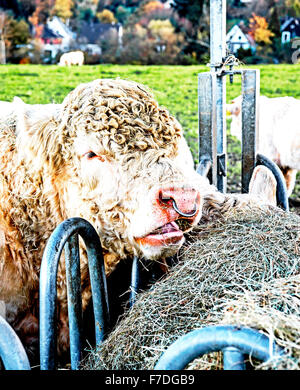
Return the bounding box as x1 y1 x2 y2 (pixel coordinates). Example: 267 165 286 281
0 0 290 372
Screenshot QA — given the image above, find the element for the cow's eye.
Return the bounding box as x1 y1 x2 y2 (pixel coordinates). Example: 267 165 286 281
86 151 97 159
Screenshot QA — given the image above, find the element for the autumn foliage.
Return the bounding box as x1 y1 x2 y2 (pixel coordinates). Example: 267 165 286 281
248 13 275 45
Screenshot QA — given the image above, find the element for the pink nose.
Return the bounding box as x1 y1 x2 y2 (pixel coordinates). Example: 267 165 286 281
158 187 200 218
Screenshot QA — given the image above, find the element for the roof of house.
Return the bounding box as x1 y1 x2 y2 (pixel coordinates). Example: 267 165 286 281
280 17 300 34
226 24 251 44
41 25 63 40
77 22 121 44
46 16 76 40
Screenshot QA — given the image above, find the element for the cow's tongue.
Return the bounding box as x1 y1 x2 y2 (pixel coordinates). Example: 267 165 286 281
151 221 180 235
136 221 184 247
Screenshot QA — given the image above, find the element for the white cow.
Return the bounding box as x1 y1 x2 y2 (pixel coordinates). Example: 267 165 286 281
227 95 300 196
58 51 84 66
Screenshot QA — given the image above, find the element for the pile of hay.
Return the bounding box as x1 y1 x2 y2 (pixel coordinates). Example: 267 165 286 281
81 206 300 370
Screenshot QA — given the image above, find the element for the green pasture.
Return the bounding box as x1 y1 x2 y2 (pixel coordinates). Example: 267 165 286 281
1 63 299 193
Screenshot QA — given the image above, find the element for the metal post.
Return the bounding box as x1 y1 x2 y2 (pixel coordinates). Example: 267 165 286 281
241 69 260 193
198 73 217 185
210 0 227 193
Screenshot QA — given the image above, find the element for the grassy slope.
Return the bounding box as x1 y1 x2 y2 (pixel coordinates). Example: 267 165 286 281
1 63 299 193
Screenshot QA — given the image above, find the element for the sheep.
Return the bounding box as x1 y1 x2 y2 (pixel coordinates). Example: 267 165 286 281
58 51 84 66
227 95 300 196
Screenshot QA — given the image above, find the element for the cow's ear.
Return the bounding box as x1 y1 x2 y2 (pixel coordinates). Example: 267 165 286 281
15 100 60 136
15 98 31 135
248 165 277 206
15 101 63 170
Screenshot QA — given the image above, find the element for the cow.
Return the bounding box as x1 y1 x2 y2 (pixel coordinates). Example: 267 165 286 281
0 78 212 361
0 79 279 364
227 95 300 196
58 51 84 66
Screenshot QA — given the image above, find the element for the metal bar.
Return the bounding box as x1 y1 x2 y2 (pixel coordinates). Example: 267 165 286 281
154 325 284 370
129 256 140 308
39 217 110 370
222 347 246 370
64 233 82 370
241 69 260 193
198 72 217 185
256 153 289 211
210 0 227 193
0 315 31 370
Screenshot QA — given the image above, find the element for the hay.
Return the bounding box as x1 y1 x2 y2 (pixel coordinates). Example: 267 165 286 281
81 206 300 370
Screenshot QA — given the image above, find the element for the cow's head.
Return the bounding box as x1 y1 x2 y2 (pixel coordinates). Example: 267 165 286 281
15 79 212 264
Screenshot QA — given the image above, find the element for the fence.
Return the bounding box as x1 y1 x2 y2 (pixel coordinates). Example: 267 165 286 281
0 0 290 372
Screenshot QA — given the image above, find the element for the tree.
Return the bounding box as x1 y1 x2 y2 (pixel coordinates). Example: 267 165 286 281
4 15 31 62
285 0 300 16
97 9 117 23
171 0 207 36
143 0 164 14
0 12 6 64
148 18 174 41
29 0 55 26
249 13 274 45
52 0 74 22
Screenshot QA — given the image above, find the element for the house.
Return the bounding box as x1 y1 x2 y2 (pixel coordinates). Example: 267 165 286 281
32 16 76 61
226 24 255 54
46 16 76 49
77 21 123 55
281 17 300 44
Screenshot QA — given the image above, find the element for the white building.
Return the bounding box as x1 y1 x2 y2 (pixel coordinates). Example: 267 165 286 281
42 16 77 60
281 17 300 44
226 24 253 54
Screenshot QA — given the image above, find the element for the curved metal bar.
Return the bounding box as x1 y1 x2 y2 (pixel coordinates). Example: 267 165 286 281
256 153 289 211
0 315 31 370
64 233 82 369
129 256 140 308
154 325 284 370
39 217 110 370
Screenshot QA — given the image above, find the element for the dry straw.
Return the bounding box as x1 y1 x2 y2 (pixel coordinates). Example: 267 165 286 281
82 206 300 370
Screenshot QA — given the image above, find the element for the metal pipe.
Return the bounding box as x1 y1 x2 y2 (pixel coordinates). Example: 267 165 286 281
39 217 110 370
210 0 227 193
154 325 284 370
222 347 246 370
64 233 82 370
256 153 289 211
241 69 260 193
0 315 31 370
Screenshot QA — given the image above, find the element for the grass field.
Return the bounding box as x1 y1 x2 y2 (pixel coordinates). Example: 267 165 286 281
1 63 300 195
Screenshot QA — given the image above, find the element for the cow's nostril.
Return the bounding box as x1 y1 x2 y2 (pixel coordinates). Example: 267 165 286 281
159 190 198 218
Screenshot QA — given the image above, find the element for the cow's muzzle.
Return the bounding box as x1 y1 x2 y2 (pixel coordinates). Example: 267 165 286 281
158 187 200 219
